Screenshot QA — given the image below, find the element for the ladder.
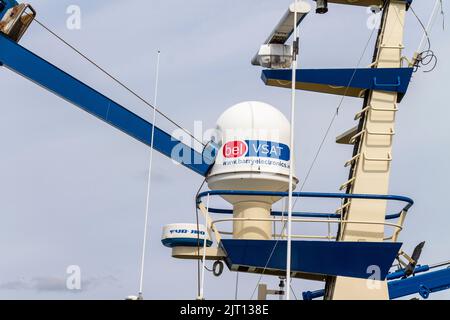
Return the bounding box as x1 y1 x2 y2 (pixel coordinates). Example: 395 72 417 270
327 0 408 300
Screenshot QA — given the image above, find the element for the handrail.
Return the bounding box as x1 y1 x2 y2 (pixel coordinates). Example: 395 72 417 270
197 190 414 220
208 208 402 221
211 217 404 231
207 207 341 219
196 190 413 243
197 190 413 206
210 217 404 242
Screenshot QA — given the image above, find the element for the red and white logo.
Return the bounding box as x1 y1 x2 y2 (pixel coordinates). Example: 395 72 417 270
223 141 248 158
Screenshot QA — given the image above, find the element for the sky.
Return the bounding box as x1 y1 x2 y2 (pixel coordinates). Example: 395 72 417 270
0 0 449 300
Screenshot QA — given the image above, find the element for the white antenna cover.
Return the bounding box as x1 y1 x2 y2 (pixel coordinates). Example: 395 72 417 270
207 101 298 201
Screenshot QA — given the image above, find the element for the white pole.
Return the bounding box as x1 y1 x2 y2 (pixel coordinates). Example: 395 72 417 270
199 194 210 300
138 50 161 300
286 0 298 301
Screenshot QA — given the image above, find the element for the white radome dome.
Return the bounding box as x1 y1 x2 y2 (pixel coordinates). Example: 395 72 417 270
207 101 297 203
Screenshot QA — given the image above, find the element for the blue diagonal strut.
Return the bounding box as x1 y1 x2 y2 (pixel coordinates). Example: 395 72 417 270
0 33 212 176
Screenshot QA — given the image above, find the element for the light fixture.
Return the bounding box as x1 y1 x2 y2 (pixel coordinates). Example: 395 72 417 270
316 0 328 14
251 1 311 69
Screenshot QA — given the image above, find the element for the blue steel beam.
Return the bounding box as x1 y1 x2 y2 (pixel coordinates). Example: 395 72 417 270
0 33 213 176
262 68 414 102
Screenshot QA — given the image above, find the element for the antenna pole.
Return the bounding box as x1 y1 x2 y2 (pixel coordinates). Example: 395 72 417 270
198 194 210 300
286 0 299 301
138 50 161 300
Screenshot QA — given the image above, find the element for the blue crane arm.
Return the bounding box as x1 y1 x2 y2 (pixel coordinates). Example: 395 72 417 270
388 267 450 300
303 265 450 300
0 32 214 176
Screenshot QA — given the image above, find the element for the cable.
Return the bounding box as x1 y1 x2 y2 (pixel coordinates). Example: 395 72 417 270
248 21 378 301
291 26 378 217
414 50 438 73
411 6 432 52
290 284 298 300
410 6 439 73
33 18 205 148
234 272 240 300
249 242 282 300
251 2 437 299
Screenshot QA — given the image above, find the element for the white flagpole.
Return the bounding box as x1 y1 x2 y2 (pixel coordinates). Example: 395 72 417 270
286 0 299 301
138 50 161 300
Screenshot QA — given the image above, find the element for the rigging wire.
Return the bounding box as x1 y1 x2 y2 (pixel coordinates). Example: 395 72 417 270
283 2 443 298
411 0 447 73
290 285 298 300
296 8 381 195
234 272 239 300
31 1 445 301
248 13 380 298
410 4 441 73
137 51 161 300
248 25 378 301
33 19 205 148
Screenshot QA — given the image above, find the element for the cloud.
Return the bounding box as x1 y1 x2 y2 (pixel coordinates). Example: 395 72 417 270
0 280 31 291
0 275 119 293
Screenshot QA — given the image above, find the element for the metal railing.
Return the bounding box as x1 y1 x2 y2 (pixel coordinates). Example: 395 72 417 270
196 190 414 243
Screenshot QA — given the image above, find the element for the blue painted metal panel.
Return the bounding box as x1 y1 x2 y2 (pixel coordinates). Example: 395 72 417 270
0 33 212 176
220 239 402 280
261 68 414 102
317 0 412 9
389 267 450 299
0 0 18 19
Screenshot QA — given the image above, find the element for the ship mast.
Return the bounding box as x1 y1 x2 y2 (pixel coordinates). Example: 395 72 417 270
327 1 407 300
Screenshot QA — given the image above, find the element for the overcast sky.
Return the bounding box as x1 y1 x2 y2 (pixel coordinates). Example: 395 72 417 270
0 0 448 300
